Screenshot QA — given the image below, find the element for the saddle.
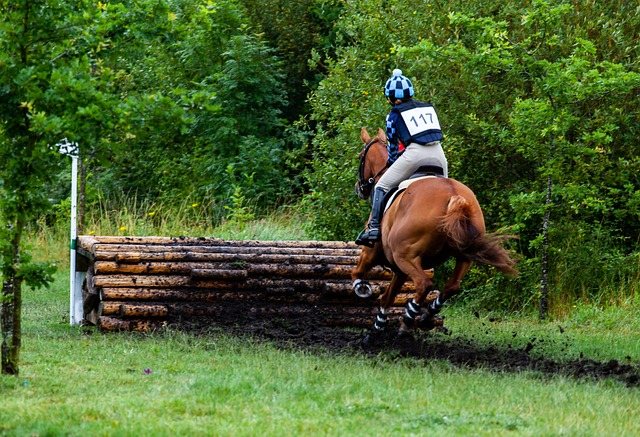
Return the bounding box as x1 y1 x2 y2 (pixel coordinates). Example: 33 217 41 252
383 165 444 213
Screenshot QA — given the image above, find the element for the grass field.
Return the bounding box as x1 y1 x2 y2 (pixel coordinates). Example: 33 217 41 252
1 268 639 436
3 209 639 436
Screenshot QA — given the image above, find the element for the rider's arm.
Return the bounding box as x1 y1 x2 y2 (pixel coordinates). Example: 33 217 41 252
385 111 401 164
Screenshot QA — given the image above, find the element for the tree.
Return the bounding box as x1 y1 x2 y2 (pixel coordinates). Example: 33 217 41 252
0 0 190 374
0 0 81 374
304 0 640 311
239 0 343 120
78 0 297 212
1 0 303 374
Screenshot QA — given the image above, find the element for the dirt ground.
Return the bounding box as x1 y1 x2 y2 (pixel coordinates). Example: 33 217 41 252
176 301 640 388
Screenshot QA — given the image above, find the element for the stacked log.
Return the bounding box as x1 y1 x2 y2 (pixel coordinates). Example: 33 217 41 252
78 236 425 332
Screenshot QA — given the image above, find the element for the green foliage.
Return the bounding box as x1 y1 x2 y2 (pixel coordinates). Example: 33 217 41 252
79 0 302 212
197 33 295 206
0 0 306 225
304 0 640 310
15 258 57 291
239 0 344 119
224 174 257 228
0 0 82 373
0 0 98 248
1 0 320 233
547 224 640 308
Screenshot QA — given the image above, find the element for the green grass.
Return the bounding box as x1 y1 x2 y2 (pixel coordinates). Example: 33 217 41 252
28 202 312 269
1 269 639 436
82 194 312 241
5 208 639 435
445 303 640 364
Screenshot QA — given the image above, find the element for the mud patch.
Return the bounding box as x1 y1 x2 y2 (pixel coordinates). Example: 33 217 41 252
172 301 640 388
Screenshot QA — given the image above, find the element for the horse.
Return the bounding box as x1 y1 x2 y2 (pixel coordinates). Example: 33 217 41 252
352 127 518 340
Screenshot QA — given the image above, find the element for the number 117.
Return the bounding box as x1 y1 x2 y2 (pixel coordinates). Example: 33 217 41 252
410 112 433 126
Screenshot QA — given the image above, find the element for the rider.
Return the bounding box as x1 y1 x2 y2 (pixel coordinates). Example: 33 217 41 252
356 69 449 246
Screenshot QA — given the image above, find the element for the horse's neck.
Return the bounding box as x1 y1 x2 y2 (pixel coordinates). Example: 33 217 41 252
372 141 387 173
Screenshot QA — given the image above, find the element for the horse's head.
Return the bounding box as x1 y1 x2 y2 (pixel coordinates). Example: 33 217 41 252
355 127 389 200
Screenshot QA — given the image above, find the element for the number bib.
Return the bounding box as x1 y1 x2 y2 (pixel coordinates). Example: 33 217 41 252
400 106 441 137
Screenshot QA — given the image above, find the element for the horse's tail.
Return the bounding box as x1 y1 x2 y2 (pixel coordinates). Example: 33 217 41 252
440 195 518 276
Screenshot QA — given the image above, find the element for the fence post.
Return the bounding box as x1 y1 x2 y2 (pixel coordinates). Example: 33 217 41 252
57 139 83 325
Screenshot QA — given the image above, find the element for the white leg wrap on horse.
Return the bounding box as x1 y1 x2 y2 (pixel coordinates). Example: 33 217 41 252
404 299 421 320
373 307 388 331
429 296 444 313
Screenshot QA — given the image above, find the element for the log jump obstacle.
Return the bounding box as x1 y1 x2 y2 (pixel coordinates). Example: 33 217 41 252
76 236 433 332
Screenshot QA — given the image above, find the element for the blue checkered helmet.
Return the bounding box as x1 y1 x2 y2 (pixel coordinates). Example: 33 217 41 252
384 69 414 100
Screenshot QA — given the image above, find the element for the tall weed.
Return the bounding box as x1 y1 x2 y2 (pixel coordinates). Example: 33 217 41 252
452 222 640 316
548 227 640 314
27 194 311 268
84 192 221 237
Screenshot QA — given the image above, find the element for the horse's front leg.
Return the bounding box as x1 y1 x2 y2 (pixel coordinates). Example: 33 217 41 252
351 244 383 298
362 271 406 346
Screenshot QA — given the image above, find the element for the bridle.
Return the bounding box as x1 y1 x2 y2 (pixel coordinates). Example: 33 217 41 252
356 138 390 200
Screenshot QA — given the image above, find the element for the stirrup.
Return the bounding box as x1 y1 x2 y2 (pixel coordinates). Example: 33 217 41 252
355 228 380 247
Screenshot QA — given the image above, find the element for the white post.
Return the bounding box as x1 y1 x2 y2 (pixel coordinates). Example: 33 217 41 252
69 154 82 325
56 139 82 326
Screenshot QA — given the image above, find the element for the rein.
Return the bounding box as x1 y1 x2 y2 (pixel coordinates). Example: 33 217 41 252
357 139 389 198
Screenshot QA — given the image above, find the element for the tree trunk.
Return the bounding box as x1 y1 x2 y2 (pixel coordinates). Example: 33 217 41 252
1 217 25 375
539 135 555 320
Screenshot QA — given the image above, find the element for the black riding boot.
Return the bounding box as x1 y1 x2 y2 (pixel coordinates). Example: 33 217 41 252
356 187 385 246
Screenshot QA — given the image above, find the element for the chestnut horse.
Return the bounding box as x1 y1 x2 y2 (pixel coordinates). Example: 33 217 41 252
352 128 518 339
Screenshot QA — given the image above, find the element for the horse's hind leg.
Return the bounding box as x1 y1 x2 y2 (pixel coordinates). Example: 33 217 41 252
426 259 472 316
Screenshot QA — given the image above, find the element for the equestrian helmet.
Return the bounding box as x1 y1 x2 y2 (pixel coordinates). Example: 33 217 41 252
384 69 414 100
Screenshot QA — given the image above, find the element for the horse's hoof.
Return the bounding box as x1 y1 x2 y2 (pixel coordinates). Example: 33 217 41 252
416 314 445 331
353 280 373 299
398 320 414 338
355 239 375 248
397 328 413 339
362 330 384 347
361 334 375 347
